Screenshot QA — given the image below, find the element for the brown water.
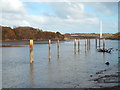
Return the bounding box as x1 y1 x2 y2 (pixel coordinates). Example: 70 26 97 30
2 39 119 88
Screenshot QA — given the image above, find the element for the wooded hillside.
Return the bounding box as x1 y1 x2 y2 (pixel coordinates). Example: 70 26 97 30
1 26 64 40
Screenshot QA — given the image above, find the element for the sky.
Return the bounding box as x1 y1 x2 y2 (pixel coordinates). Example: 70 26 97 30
0 0 118 33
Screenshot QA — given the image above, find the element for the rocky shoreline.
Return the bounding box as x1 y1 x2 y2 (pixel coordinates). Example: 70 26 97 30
89 64 120 88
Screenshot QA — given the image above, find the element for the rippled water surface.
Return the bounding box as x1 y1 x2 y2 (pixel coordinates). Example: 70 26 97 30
2 39 119 88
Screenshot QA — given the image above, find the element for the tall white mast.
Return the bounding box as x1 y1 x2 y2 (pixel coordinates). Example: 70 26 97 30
100 20 102 38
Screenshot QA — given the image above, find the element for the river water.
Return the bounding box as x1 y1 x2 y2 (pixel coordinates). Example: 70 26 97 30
2 39 119 88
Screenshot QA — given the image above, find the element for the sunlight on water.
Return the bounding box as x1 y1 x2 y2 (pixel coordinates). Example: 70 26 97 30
2 39 119 88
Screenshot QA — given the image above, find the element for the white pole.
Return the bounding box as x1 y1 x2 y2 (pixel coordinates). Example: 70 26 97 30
100 20 102 38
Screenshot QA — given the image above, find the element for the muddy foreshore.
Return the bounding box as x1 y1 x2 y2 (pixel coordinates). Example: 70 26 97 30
89 64 120 89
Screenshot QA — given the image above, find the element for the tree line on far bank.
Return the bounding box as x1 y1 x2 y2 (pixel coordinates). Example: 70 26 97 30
1 26 64 41
105 32 120 40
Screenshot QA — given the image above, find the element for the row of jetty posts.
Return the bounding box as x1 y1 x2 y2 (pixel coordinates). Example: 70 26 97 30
29 38 106 63
29 39 60 63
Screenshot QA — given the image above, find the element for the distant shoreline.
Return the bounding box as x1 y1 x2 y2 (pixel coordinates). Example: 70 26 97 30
1 38 120 42
1 39 66 42
0 45 26 47
1 26 119 41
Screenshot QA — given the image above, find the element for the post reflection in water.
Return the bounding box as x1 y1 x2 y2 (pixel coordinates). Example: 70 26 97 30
30 49 34 63
87 39 89 51
85 39 87 53
57 40 60 59
57 46 60 59
47 61 52 84
89 39 90 50
48 40 51 61
95 39 97 49
48 46 51 61
85 44 87 54
103 52 106 64
74 45 76 55
78 45 80 54
99 39 101 49
74 39 76 55
78 39 80 53
29 63 34 87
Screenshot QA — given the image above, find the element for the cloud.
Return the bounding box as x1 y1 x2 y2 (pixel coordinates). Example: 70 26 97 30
1 0 27 14
84 2 118 16
0 0 118 33
21 0 119 2
45 2 85 19
1 0 29 27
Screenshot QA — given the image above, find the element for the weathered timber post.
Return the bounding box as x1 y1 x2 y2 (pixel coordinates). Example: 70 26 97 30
78 39 80 52
74 39 76 47
87 39 89 46
103 38 105 50
84 39 87 52
85 39 87 47
57 40 60 49
89 39 90 49
74 39 76 55
30 40 34 63
48 40 51 47
87 39 90 50
57 40 60 58
48 40 51 60
87 39 89 50
99 39 100 48
96 39 97 48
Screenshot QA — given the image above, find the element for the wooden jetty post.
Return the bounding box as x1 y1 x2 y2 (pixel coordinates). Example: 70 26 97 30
74 39 76 55
87 39 89 46
30 40 34 63
48 40 51 46
95 39 97 48
48 40 51 50
87 39 90 50
87 39 88 50
99 39 100 48
57 40 60 58
48 40 51 60
84 39 87 52
78 39 80 52
74 39 76 47
89 39 90 49
48 48 51 61
103 38 105 50
85 39 87 47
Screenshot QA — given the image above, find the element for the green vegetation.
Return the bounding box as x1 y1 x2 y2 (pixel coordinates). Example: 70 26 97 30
1 25 119 40
105 32 120 40
1 26 64 41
